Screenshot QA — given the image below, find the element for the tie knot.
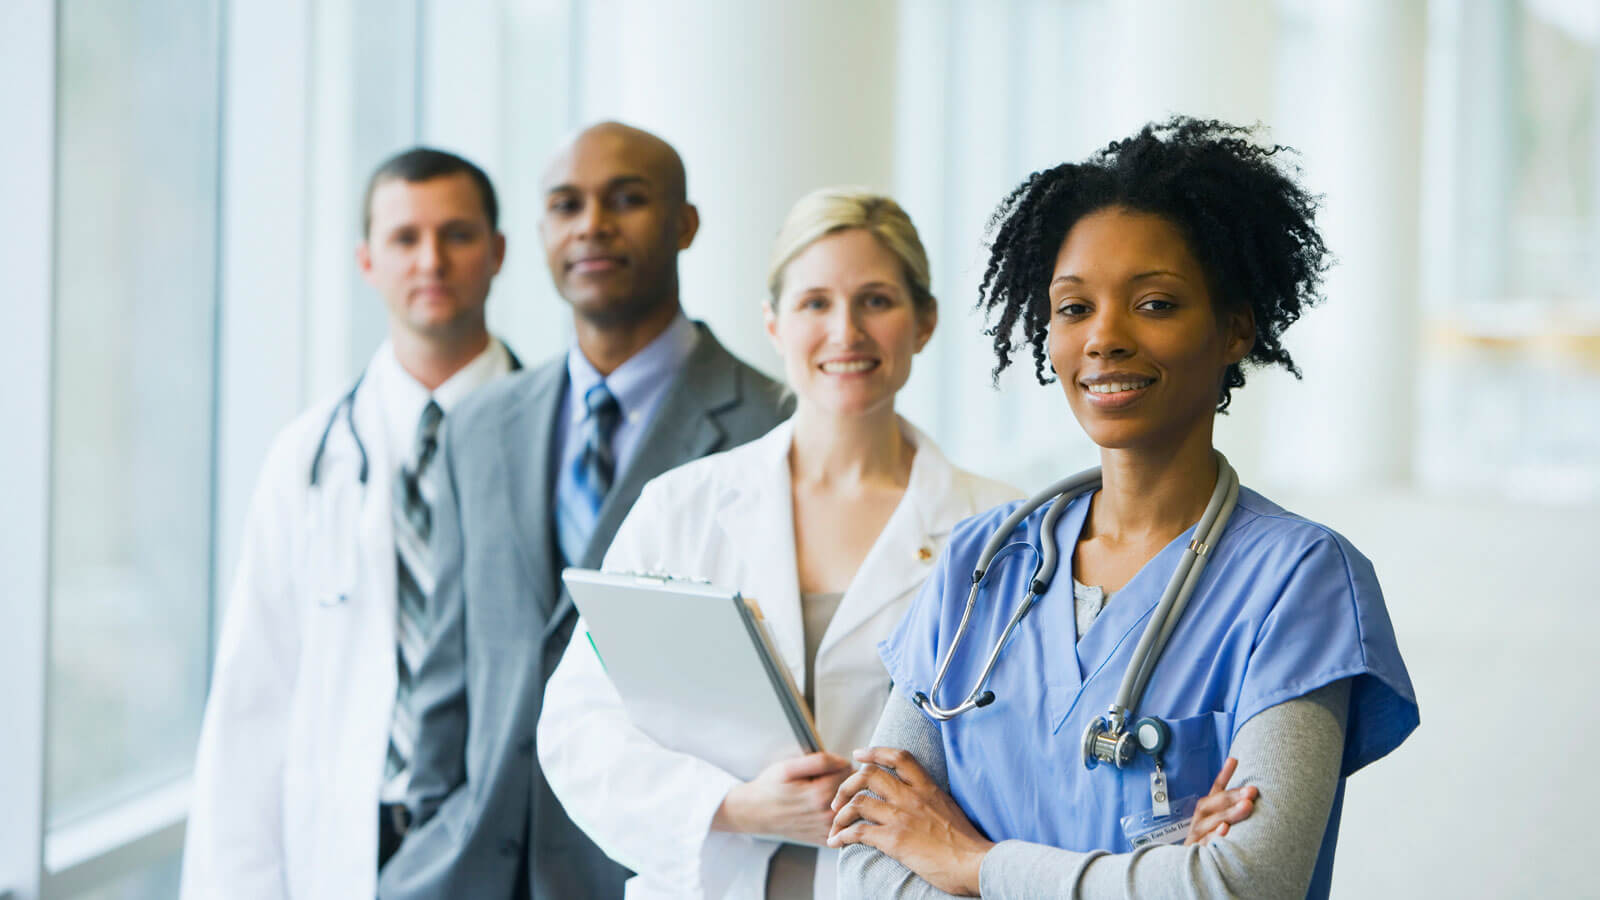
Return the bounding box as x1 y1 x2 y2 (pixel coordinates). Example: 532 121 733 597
418 399 443 436
585 382 620 421
413 400 443 470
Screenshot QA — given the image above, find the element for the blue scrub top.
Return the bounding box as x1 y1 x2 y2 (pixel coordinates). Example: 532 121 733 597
880 486 1418 899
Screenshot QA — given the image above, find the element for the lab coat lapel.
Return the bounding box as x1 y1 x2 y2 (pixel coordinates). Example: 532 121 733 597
815 422 950 663
716 422 806 690
352 364 399 649
345 360 401 858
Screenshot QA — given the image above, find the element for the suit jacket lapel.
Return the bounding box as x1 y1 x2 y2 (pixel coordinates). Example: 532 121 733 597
501 357 567 620
545 324 743 640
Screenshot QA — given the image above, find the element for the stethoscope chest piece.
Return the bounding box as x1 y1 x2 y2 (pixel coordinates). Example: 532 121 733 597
1083 712 1172 771
1082 716 1138 770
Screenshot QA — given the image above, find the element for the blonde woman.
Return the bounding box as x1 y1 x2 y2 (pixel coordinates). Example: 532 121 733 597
538 188 1019 899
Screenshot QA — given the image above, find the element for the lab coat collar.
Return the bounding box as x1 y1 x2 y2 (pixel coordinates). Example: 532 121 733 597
718 421 806 677
717 417 967 682
349 358 401 684
818 420 962 661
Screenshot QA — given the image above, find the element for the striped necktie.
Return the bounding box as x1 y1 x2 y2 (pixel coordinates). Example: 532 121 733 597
385 399 443 798
555 382 621 566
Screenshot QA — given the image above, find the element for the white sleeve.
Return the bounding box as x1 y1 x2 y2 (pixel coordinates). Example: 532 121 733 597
537 480 772 898
180 436 303 900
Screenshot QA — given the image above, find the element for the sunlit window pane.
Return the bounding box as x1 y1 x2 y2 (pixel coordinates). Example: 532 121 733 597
47 0 221 826
1417 0 1600 502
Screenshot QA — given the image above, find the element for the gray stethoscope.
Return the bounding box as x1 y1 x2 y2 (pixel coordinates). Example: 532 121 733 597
302 350 520 606
304 373 370 608
306 348 522 488
308 373 371 488
913 452 1240 776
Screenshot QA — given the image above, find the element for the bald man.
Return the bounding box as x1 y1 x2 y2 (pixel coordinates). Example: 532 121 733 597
379 123 790 899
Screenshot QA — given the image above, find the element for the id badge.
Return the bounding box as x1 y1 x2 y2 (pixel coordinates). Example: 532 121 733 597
1120 793 1198 848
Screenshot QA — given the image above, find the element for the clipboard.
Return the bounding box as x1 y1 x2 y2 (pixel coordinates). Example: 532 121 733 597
562 568 823 781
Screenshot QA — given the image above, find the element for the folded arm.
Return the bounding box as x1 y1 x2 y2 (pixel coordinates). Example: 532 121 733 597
836 682 1349 900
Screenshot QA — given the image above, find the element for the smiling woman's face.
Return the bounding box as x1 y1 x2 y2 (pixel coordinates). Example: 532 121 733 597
1047 207 1253 452
766 227 935 420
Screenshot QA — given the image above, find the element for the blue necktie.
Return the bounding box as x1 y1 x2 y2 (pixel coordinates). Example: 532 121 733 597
556 382 621 566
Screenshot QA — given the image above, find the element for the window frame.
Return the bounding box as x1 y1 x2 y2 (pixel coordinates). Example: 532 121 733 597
0 2 56 900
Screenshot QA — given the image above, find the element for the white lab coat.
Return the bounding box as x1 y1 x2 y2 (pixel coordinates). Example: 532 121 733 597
539 418 1020 900
182 342 507 900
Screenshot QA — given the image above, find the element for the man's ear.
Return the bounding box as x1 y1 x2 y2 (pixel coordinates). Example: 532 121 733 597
355 242 374 283
490 231 507 276
677 203 700 251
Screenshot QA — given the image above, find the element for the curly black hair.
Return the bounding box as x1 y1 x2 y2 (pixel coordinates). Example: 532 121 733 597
977 117 1329 412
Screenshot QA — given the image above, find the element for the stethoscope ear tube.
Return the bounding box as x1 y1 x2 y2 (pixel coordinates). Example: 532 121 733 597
1124 462 1240 710
973 469 1102 575
918 468 1101 720
1108 452 1238 724
307 374 371 488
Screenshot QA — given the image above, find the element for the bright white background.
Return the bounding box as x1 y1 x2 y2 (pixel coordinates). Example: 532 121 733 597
2 0 1596 897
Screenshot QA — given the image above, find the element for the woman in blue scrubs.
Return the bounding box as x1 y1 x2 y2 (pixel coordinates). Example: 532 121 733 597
828 118 1419 899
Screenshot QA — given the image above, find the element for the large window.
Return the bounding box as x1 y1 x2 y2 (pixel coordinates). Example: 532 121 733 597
47 0 221 829
1417 0 1600 502
5 1 580 896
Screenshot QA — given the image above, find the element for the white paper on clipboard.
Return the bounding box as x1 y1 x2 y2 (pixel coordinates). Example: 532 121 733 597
562 568 823 782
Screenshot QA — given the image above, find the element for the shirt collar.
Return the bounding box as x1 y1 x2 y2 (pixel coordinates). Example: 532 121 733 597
374 337 511 459
564 311 699 420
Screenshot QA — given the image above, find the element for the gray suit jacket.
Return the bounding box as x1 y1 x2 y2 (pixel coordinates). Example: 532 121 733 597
379 324 790 900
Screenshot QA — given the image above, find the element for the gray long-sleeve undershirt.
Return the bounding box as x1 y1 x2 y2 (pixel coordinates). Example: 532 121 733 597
837 680 1349 899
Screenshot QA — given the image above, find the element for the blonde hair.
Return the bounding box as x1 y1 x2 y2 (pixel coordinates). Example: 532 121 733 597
767 187 935 315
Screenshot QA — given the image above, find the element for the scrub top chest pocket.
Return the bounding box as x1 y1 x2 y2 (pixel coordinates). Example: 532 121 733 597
1114 709 1231 850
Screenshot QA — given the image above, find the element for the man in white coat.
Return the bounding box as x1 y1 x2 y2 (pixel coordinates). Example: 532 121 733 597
181 147 518 900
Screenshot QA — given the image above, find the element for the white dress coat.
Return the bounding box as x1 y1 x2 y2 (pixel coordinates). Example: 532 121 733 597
182 343 508 900
539 418 1020 900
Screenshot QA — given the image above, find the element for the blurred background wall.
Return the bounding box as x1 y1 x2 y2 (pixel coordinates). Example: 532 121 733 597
2 0 1596 897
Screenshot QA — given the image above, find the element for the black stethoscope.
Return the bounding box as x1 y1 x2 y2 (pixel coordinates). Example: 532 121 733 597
306 348 522 488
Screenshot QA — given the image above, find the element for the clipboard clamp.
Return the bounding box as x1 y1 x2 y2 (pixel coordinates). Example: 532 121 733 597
619 569 713 586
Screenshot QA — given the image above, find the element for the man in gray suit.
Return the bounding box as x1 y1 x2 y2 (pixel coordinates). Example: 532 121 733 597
378 122 790 899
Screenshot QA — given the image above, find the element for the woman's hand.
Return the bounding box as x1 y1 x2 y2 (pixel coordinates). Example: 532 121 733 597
713 751 853 846
1185 757 1260 846
827 747 993 897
